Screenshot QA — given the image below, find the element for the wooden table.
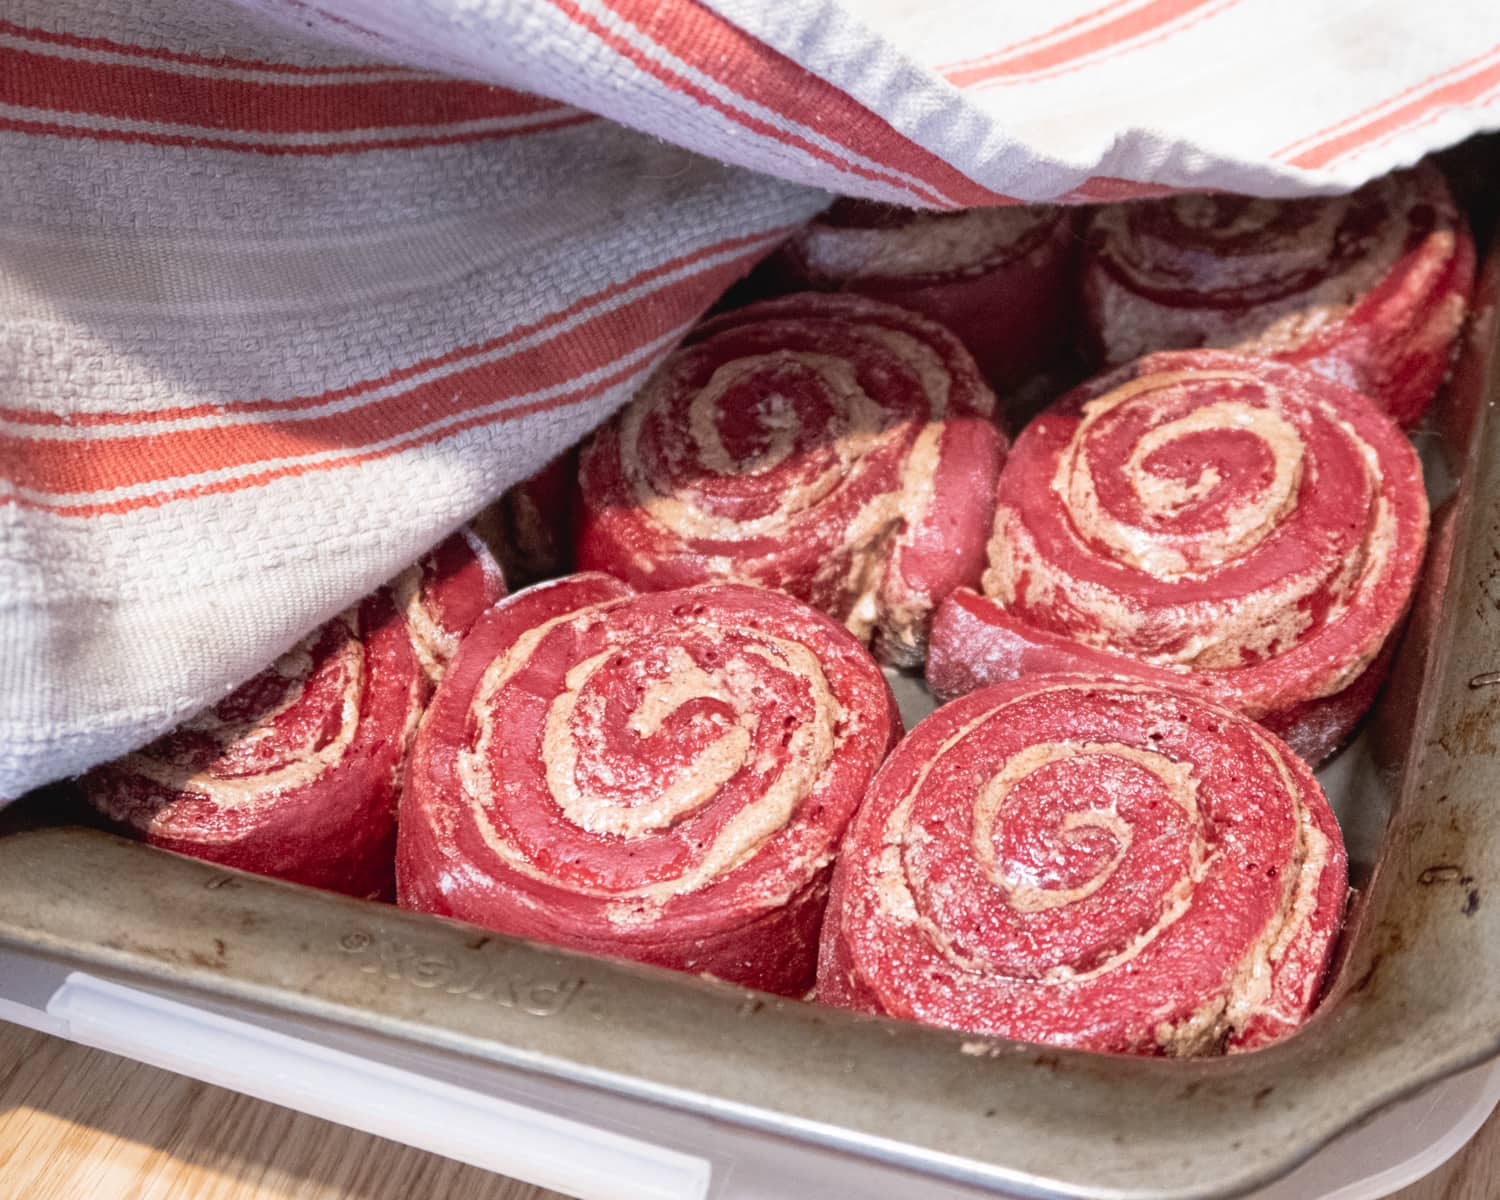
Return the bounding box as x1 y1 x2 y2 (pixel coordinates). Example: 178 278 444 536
1 1021 1492 1199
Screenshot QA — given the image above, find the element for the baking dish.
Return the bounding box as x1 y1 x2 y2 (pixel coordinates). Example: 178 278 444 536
3 154 1500 1200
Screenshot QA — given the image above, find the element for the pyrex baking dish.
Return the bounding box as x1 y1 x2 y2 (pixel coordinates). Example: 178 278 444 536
3 151 1500 1200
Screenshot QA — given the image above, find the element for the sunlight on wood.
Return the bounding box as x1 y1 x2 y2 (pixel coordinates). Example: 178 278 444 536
0 1021 573 1200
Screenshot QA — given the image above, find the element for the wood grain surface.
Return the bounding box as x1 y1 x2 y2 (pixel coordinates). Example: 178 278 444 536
0 1020 1493 1199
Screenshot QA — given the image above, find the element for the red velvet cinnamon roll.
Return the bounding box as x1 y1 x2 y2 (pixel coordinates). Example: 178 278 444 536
393 526 507 682
1083 162 1474 427
81 592 428 898
478 451 577 587
576 293 1006 667
772 201 1075 390
926 352 1428 764
397 574 899 995
817 677 1348 1055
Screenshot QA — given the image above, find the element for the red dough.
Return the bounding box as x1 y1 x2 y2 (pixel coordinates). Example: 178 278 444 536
1083 162 1474 427
82 592 428 899
397 574 900 996
478 451 577 587
772 201 1076 388
817 677 1349 1055
927 351 1428 763
577 293 1006 667
393 526 508 682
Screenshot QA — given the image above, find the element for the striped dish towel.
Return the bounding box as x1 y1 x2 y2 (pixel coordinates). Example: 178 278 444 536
3 0 1498 801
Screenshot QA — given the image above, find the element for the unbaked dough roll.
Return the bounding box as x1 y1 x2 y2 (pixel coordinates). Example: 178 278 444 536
1082 163 1474 427
478 452 576 588
393 526 508 682
927 351 1428 763
82 591 428 898
817 676 1348 1055
577 293 1006 667
398 573 900 995
773 201 1075 389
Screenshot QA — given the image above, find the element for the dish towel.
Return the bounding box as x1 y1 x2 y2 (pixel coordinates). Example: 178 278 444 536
4 0 1499 801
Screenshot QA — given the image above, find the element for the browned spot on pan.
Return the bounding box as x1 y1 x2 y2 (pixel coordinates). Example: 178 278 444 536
1437 698 1500 755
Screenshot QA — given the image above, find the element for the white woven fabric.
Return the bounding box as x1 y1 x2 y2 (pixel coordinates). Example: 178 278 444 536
3 0 1497 799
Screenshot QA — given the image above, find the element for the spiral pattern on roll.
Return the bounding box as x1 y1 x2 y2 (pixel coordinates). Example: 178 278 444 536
391 526 507 683
83 591 429 898
1083 162 1474 426
577 292 1006 667
928 351 1427 762
397 573 899 995
817 677 1348 1055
